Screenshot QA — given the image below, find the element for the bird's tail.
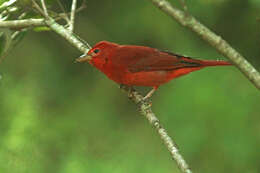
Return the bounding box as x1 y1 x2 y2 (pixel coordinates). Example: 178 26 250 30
178 57 232 69
165 57 232 80
198 59 232 67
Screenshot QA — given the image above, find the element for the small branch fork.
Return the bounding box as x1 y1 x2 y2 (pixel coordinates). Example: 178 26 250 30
69 0 77 32
32 0 80 32
56 0 70 24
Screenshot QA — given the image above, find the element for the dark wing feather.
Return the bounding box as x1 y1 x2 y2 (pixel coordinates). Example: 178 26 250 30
112 45 201 73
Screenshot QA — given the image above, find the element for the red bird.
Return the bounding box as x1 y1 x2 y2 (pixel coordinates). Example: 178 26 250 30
77 41 232 99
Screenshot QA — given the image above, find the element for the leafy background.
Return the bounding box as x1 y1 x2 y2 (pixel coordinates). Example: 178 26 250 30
0 0 260 173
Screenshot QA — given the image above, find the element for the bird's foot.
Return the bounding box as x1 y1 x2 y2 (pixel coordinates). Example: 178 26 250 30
143 87 157 101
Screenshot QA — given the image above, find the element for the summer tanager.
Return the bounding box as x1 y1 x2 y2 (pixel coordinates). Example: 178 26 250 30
76 41 232 99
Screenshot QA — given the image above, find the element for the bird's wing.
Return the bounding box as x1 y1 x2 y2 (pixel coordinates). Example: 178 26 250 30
113 45 202 73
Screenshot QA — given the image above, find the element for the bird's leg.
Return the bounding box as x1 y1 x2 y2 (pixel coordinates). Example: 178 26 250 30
143 86 158 100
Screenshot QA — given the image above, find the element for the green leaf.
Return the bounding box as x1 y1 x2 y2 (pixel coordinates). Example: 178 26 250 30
33 26 51 32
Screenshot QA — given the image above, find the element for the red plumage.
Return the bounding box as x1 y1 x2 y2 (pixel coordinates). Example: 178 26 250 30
77 41 232 98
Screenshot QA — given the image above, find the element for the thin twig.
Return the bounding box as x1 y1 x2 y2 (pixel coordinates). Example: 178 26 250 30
52 0 86 24
31 0 46 17
40 0 48 16
77 0 87 12
18 12 27 20
150 0 260 90
69 0 77 32
56 0 70 23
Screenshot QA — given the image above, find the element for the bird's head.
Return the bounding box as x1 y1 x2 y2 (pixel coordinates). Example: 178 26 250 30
76 41 118 70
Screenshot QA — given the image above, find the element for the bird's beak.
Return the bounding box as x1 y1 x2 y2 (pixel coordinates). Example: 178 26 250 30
75 54 92 63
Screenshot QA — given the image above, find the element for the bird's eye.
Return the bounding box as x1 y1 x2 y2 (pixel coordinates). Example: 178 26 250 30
93 49 100 54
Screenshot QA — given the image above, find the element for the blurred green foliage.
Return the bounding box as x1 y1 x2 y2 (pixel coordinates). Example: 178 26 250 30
0 0 260 173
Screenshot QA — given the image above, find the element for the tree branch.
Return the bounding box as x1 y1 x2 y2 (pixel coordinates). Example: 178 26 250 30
0 19 45 28
150 0 260 90
121 86 192 173
43 17 192 173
